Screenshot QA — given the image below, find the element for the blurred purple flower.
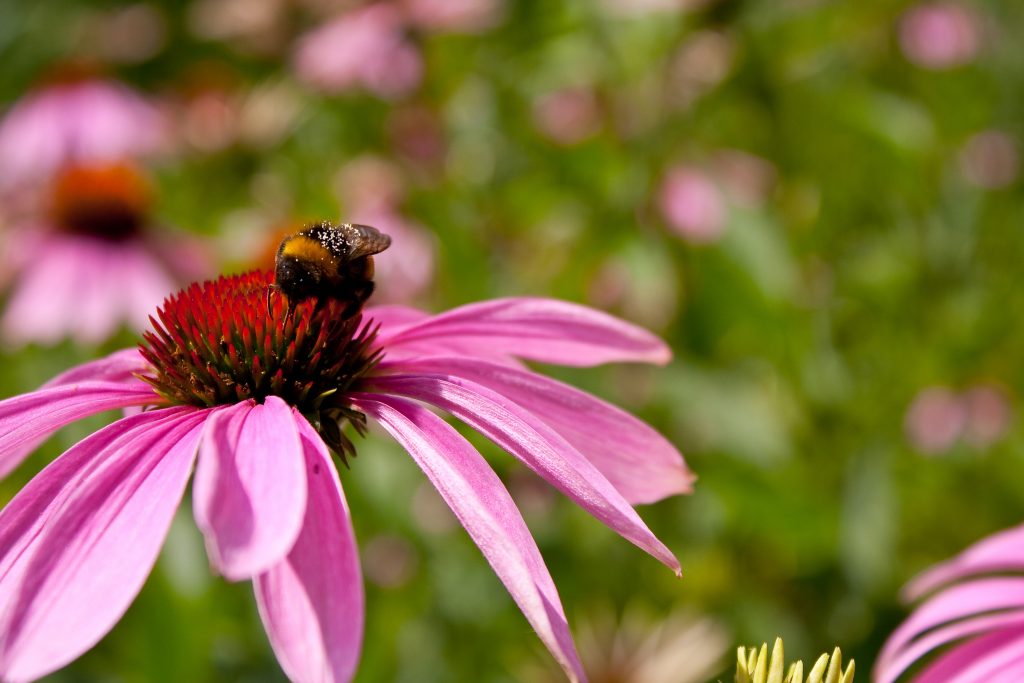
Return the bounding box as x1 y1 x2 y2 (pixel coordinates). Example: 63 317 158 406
0 271 694 682
962 385 1013 449
0 75 168 192
904 386 968 455
293 4 422 99
0 163 208 347
401 0 504 33
533 88 603 146
899 3 980 70
658 166 727 244
960 130 1019 190
876 523 1024 683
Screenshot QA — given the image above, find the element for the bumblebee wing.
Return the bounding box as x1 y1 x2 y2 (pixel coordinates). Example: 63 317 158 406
340 223 392 259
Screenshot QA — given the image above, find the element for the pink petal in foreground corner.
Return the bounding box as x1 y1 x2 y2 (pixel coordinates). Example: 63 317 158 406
0 407 205 683
915 628 1024 683
368 372 680 574
378 297 671 367
382 356 694 504
193 397 307 581
351 394 588 683
904 523 1024 602
0 381 158 479
254 414 364 683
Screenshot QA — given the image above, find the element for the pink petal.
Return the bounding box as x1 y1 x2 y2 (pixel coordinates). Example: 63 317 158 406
875 610 1024 683
0 407 205 683
877 577 1024 679
368 372 680 573
364 304 429 334
378 297 671 367
0 381 159 479
916 627 1024 683
254 414 364 683
381 356 694 504
905 524 1024 601
352 394 587 682
42 348 150 388
193 397 307 580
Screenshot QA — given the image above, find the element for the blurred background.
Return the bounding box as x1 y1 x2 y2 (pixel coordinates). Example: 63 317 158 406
1 0 1022 680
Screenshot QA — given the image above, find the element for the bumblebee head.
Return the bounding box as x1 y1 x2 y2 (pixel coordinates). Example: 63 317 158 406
275 255 322 302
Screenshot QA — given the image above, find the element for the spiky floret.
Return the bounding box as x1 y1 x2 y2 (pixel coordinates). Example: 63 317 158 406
138 270 382 461
736 638 855 683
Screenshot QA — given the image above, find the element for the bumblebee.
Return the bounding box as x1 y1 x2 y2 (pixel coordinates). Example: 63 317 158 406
273 221 391 317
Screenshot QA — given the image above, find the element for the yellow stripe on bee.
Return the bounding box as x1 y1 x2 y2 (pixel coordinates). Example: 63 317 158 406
280 235 338 268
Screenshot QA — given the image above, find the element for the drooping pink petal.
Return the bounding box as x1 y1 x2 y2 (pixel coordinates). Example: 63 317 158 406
904 523 1024 601
254 414 364 683
0 381 159 479
875 610 1024 683
0 407 205 683
377 297 671 367
42 348 150 388
876 577 1024 680
368 373 680 573
915 627 1024 683
379 356 694 504
193 396 307 580
351 394 587 683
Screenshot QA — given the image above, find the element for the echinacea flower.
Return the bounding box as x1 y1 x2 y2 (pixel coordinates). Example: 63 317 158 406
0 270 693 682
875 523 1024 683
1 162 208 347
737 638 855 683
0 74 167 192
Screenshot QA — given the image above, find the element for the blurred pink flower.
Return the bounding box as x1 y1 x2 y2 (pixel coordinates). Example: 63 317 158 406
658 166 727 244
0 163 208 347
334 155 408 213
960 130 1019 189
293 4 422 99
904 386 968 455
401 0 503 33
0 270 693 681
533 88 603 146
0 75 168 191
876 523 1024 683
899 3 980 70
962 385 1013 449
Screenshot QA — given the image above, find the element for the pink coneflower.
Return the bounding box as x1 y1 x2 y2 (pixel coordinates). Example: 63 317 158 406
898 2 981 70
0 270 693 682
657 166 727 244
875 523 1024 683
0 74 167 192
293 4 422 100
0 163 208 346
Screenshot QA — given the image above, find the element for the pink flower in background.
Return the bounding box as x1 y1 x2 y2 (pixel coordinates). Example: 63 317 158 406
875 523 1024 683
658 166 727 244
960 130 1019 189
899 3 980 70
904 386 967 455
904 385 1013 454
0 75 167 191
0 270 693 682
533 88 603 146
1 163 208 347
402 0 504 33
293 4 422 99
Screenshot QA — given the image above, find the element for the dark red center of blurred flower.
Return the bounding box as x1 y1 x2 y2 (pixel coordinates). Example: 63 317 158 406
138 271 381 460
50 164 151 240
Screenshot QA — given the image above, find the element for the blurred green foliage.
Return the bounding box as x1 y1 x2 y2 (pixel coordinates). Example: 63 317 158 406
1 0 1023 681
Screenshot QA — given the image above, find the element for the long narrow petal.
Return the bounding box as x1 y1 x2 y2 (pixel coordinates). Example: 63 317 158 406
366 373 680 573
377 297 671 367
254 414 364 683
42 348 150 388
193 396 307 581
915 628 1024 683
364 304 429 333
379 356 694 504
904 524 1024 601
0 407 205 683
351 394 587 683
0 381 159 479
